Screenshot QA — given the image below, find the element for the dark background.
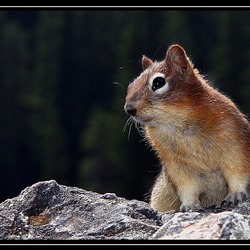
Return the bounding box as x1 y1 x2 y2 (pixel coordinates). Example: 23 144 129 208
1 8 250 203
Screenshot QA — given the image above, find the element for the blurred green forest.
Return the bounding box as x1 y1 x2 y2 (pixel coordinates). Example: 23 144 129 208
1 8 250 203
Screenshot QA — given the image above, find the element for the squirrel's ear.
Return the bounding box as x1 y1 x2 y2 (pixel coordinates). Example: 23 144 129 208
165 44 193 75
142 55 153 70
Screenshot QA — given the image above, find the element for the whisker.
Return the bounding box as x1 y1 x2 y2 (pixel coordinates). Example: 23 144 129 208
112 81 125 89
123 116 134 140
123 116 146 140
128 119 133 140
123 116 131 132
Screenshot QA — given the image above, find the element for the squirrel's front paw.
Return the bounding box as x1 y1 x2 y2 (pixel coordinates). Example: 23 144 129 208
180 202 203 212
221 191 248 208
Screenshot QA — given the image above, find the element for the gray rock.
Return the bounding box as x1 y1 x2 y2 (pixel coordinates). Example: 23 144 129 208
152 210 250 240
0 180 162 240
1 179 250 240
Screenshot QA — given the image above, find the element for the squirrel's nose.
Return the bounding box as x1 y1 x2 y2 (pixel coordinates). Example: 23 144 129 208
124 103 137 116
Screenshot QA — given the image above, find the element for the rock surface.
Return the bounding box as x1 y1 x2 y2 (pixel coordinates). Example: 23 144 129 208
0 179 250 240
0 180 162 240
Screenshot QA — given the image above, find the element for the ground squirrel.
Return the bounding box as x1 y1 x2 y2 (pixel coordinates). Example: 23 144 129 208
124 44 250 212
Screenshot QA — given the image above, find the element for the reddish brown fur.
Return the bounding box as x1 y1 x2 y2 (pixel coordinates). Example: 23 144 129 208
125 44 250 212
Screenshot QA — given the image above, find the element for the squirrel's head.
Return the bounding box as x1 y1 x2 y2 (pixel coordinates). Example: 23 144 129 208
124 44 200 126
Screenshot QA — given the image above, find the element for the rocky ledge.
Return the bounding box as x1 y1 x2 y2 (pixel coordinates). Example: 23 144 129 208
0 180 250 241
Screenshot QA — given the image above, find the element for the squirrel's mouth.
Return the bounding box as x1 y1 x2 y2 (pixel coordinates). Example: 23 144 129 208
131 115 153 124
124 103 154 124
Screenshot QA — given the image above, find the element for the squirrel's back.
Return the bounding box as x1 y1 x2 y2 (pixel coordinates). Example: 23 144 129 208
124 44 250 212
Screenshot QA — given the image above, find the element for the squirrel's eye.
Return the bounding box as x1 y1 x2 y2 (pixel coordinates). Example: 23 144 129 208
149 72 169 94
152 77 166 91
